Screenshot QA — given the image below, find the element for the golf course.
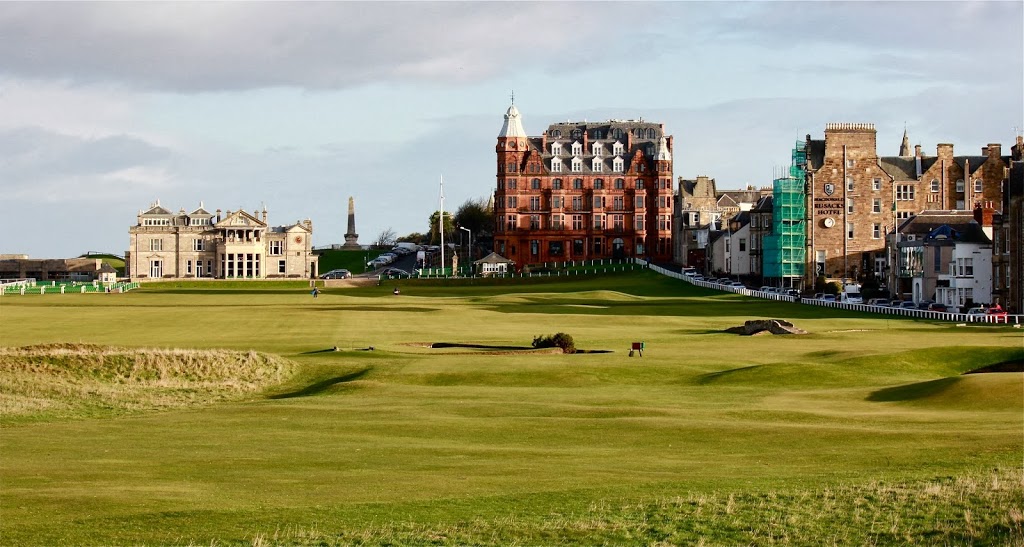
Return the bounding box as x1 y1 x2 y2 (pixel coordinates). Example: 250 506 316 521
1 271 1022 546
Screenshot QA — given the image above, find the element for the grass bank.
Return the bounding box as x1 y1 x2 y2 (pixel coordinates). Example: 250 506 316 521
0 271 1021 545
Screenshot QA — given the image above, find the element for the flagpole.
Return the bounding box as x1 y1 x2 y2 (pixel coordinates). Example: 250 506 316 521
439 175 445 276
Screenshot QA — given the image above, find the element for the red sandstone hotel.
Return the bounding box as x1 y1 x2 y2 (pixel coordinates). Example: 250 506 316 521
492 103 675 268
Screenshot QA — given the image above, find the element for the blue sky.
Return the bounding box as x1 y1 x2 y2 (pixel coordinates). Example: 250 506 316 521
1 1 1021 257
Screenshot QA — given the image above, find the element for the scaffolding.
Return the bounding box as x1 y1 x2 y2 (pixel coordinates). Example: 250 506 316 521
763 141 807 282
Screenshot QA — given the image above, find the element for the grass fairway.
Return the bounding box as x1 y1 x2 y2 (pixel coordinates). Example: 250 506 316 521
1 271 1022 545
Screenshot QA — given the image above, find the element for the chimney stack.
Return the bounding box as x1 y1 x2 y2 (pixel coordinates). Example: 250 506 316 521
986 143 1001 159
936 143 954 159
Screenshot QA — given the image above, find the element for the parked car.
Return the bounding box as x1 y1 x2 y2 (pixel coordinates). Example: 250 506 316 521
320 269 352 279
785 289 800 297
759 286 773 292
915 300 935 310
692 275 705 281
898 300 918 309
926 302 948 312
866 298 890 307
682 268 697 277
966 306 987 317
380 267 411 278
819 294 836 302
986 307 1009 323
728 281 745 288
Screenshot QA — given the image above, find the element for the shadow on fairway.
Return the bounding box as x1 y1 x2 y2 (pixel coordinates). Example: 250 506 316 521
311 306 440 313
268 368 372 399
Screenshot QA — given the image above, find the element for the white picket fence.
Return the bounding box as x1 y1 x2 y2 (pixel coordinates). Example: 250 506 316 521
637 259 1022 326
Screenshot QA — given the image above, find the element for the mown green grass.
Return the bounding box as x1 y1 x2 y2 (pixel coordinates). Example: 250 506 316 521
315 249 372 275
0 271 1021 545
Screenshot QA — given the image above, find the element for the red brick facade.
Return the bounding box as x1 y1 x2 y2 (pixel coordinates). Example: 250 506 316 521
493 107 674 268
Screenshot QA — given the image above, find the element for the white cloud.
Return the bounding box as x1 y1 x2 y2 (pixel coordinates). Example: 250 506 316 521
0 127 179 201
0 2 642 92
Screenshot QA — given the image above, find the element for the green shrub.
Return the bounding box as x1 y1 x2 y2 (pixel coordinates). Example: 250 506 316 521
532 332 576 354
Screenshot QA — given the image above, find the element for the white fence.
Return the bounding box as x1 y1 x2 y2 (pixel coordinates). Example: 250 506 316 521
638 259 1022 326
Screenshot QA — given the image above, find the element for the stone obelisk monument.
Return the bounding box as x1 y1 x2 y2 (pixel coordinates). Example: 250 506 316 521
342 196 360 248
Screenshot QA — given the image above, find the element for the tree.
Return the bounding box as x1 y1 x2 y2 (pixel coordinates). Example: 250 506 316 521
428 211 456 245
398 232 427 244
373 227 397 249
453 198 494 239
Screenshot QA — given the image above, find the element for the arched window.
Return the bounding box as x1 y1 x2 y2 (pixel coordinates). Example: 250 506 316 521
552 130 561 138
647 128 656 139
531 178 541 190
614 178 625 189
594 179 605 190
572 129 582 139
552 178 563 190
573 178 584 189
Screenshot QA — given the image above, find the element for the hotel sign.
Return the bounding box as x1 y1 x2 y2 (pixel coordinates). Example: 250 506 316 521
814 182 844 212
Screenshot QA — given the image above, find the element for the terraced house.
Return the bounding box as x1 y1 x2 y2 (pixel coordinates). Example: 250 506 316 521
492 102 674 267
126 202 317 280
802 123 1014 286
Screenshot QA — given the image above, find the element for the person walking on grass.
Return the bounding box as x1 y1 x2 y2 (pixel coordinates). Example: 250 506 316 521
312 287 319 298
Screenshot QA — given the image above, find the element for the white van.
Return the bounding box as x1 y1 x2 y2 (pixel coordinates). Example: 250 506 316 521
840 284 863 304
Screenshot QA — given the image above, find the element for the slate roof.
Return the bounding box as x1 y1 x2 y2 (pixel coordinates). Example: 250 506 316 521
142 205 173 215
954 156 992 175
806 139 826 170
752 195 774 212
897 211 991 244
878 157 916 180
473 252 514 265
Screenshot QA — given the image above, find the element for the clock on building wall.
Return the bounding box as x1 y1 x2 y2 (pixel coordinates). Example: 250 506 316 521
294 235 303 244
823 217 835 228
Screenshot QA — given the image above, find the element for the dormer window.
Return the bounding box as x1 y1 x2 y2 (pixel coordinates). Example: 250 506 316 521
592 158 603 172
592 143 603 157
613 141 624 155
571 129 582 139
647 128 656 139
571 141 582 156
613 157 624 172
552 130 561 138
551 158 562 173
571 157 583 172
551 142 562 156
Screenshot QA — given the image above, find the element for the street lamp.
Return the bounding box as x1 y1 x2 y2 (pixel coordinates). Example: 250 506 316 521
459 226 471 273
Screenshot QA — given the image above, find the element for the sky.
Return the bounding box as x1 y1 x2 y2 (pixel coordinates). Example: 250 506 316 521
1 1 1022 258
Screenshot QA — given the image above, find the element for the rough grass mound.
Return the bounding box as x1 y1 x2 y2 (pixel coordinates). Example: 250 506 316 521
0 344 296 422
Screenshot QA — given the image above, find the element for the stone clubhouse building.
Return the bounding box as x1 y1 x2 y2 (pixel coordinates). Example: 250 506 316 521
126 202 318 280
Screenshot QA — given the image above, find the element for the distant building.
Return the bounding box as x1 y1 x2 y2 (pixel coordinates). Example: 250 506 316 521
126 202 318 280
993 147 1023 313
890 209 993 307
673 176 767 269
748 195 773 277
0 257 117 283
803 123 1013 287
492 102 674 267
